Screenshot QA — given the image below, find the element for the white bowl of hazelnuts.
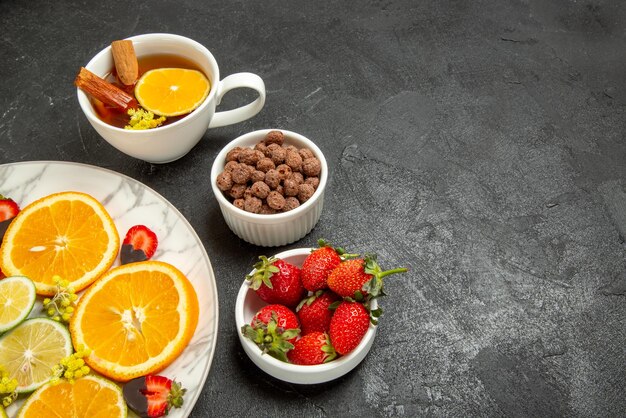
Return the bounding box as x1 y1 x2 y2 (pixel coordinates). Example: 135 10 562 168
210 129 328 247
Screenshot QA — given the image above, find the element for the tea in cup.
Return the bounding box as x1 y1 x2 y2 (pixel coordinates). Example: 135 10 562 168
76 33 266 163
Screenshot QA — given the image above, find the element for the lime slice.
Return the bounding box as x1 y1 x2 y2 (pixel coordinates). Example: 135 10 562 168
0 276 36 333
0 318 72 393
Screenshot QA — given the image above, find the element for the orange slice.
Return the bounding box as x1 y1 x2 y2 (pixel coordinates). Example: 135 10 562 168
16 374 126 418
0 192 120 296
134 68 210 116
69 260 199 382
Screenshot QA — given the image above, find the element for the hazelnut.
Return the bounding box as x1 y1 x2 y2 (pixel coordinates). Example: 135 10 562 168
285 150 303 171
216 171 233 191
299 148 315 160
267 190 286 210
244 196 263 213
254 141 268 155
269 147 286 165
238 148 260 165
250 181 270 199
283 196 300 212
302 157 321 177
276 164 292 180
283 178 299 196
251 170 265 183
264 169 281 189
231 164 251 184
297 183 315 203
233 198 245 210
259 204 278 214
289 172 304 184
226 146 243 162
228 184 247 199
305 176 320 190
224 160 239 172
264 130 285 145
256 157 275 173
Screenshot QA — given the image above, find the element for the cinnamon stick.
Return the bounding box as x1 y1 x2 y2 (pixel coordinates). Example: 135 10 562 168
74 67 137 111
111 40 138 85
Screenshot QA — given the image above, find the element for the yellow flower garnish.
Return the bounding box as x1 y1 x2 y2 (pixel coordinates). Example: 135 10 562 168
125 108 166 130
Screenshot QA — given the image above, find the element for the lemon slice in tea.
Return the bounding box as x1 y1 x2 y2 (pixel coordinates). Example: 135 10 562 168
16 374 127 418
0 317 72 393
0 276 36 333
135 68 210 117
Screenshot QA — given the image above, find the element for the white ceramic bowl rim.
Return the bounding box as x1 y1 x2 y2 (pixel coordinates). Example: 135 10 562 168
235 248 377 380
210 129 328 222
77 33 219 135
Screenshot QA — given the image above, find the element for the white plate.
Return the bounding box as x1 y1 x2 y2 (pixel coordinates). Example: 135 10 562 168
0 161 218 417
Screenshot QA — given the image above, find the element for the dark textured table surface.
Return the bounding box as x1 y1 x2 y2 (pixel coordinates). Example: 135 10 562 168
1 1 625 416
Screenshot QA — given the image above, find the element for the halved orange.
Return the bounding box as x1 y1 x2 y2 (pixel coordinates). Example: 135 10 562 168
16 374 126 418
0 192 120 296
135 68 211 116
69 260 199 382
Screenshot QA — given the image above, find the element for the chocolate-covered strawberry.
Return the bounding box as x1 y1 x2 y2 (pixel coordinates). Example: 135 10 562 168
296 290 340 335
123 374 186 418
329 301 371 355
120 225 158 264
300 239 358 292
287 331 336 365
246 256 306 308
0 194 20 242
327 254 407 301
242 304 300 362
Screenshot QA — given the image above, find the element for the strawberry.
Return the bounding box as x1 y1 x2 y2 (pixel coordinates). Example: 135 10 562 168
329 301 371 355
300 239 358 292
123 374 186 418
287 331 336 365
327 254 407 301
120 225 158 265
0 194 20 242
242 304 301 362
246 256 306 308
296 290 340 335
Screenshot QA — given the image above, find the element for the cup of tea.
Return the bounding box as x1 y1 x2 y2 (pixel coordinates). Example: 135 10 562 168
76 33 266 163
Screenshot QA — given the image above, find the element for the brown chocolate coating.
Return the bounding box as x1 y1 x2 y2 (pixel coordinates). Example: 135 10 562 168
267 190 286 210
244 196 263 213
302 157 321 177
283 178 299 196
250 181 270 199
256 157 275 173
216 171 233 191
283 196 301 212
231 164 251 184
264 169 281 189
264 130 285 145
297 183 315 202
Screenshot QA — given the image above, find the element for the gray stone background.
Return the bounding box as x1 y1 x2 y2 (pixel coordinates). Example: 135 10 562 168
1 0 624 416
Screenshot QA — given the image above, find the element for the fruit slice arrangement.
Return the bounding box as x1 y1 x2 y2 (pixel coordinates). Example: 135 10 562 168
0 191 199 418
242 239 407 365
0 191 119 296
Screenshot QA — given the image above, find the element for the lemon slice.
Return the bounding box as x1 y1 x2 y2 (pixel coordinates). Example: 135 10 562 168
0 276 36 333
16 374 127 418
0 405 7 418
134 68 210 116
0 318 72 393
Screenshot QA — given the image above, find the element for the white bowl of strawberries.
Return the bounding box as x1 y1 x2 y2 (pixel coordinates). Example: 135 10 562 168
235 241 407 384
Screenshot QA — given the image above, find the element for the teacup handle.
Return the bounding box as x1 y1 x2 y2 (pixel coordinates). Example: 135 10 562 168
209 73 266 128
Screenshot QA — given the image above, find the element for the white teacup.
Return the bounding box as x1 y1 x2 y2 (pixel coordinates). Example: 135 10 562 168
76 33 266 163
